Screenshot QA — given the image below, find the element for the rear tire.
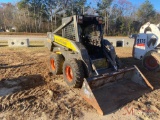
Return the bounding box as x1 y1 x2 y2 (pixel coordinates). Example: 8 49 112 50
50 53 64 75
142 51 160 71
63 59 85 88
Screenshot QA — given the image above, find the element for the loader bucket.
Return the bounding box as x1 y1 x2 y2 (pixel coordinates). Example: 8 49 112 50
80 66 153 115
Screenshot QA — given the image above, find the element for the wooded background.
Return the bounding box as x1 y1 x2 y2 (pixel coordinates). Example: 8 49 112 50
0 0 159 36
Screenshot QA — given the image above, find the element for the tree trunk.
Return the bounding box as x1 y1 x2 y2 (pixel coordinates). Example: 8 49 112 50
55 14 57 29
104 10 107 36
107 13 109 35
3 12 7 31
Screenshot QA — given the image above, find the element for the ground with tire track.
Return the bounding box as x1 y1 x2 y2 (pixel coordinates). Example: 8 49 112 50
0 46 160 120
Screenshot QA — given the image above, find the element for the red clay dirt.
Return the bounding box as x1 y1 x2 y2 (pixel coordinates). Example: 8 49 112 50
0 47 159 120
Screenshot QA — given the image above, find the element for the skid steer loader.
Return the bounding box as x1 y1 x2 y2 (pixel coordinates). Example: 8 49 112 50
131 22 160 71
46 15 153 115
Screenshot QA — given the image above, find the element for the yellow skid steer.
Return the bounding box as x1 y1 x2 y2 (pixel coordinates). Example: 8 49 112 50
46 15 153 115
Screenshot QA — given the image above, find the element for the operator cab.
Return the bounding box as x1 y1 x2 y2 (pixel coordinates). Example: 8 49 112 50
78 16 104 59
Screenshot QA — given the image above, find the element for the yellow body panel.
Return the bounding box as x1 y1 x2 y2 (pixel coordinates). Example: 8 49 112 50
54 35 78 52
56 52 62 54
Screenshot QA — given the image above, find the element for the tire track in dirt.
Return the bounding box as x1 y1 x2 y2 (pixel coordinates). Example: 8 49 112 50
1 47 159 120
0 49 49 79
0 78 92 120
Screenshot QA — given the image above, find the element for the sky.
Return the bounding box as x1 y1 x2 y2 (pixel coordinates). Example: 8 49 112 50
89 0 160 12
0 0 19 4
0 0 15 3
0 0 160 11
127 0 160 11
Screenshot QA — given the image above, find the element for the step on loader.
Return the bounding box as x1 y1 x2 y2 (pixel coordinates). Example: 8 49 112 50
46 15 153 115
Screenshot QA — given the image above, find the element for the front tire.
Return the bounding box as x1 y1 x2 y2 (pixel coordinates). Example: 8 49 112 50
63 59 85 88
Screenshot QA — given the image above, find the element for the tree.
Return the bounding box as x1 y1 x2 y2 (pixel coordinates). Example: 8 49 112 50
17 0 49 32
151 12 160 24
0 3 15 31
97 0 113 35
104 0 136 36
137 0 156 24
65 0 86 16
15 0 87 32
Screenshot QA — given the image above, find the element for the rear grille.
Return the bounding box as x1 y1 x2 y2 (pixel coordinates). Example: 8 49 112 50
64 22 76 40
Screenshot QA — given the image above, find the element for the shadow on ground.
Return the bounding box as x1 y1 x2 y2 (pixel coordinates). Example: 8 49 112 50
0 74 46 97
94 80 151 115
120 57 160 89
29 45 44 47
0 63 35 69
0 45 8 47
90 56 160 115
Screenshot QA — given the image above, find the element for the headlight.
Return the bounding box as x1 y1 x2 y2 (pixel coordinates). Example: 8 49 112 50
96 17 103 24
98 17 103 24
78 16 83 24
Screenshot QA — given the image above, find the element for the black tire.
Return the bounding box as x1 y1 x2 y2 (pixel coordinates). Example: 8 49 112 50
50 53 64 75
63 59 85 88
142 51 160 71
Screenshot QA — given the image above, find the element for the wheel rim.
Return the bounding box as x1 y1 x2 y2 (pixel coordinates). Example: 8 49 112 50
145 56 158 70
65 66 73 82
50 59 56 70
